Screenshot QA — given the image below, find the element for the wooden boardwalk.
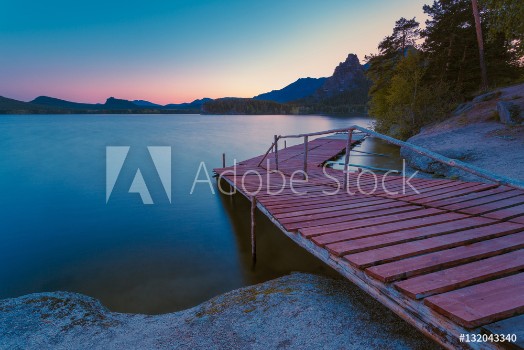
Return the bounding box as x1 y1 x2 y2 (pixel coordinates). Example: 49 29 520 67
214 133 524 350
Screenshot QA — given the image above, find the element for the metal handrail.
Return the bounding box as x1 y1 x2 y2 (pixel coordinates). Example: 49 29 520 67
260 125 524 190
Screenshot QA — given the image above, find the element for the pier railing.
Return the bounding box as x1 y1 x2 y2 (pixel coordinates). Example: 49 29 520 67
257 125 524 190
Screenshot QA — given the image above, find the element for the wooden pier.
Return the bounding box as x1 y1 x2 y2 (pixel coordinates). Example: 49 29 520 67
214 127 524 350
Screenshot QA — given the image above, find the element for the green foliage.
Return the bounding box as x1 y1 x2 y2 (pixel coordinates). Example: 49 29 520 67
378 17 420 55
369 51 458 139
480 0 524 56
367 0 523 139
422 0 481 93
298 80 370 114
422 0 520 93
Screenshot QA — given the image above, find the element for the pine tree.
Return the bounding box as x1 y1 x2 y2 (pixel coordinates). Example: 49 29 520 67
423 0 519 94
480 0 524 56
471 0 489 90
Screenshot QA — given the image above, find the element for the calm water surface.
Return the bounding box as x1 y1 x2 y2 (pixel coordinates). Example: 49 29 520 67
0 114 400 314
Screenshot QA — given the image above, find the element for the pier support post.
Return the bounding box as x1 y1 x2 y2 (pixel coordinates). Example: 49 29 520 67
343 129 354 189
229 183 235 204
229 158 235 204
250 196 257 265
303 135 308 179
222 153 226 168
284 140 287 149
274 135 279 171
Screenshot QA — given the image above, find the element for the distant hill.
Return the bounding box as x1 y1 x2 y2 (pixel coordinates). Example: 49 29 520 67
104 97 141 109
300 54 371 113
251 54 370 114
313 54 369 99
254 77 327 103
2 52 370 115
0 96 70 114
31 96 104 110
132 98 214 109
0 96 41 111
1 96 204 114
202 98 295 115
33 96 145 111
164 98 213 110
132 100 162 108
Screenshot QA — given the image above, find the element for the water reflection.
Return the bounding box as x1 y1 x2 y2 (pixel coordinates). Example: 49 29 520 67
218 189 340 286
0 113 399 314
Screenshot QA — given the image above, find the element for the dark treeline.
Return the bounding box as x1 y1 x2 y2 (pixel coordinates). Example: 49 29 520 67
202 98 296 115
297 86 370 114
0 96 201 114
367 0 524 139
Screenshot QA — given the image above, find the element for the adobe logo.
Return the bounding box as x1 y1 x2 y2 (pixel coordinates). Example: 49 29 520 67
106 146 171 204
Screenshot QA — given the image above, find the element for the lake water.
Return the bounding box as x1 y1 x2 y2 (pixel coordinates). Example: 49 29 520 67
0 114 400 314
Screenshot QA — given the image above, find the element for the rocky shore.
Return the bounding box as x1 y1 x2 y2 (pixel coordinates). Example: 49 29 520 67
401 83 524 182
0 273 440 350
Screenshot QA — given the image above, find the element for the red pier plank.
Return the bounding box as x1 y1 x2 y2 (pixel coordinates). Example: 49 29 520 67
366 232 524 283
395 250 524 299
424 273 524 329
344 222 524 269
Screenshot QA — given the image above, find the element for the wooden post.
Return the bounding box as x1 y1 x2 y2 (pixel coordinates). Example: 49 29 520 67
343 129 354 189
284 140 287 149
230 158 235 204
303 135 308 179
257 141 277 167
222 153 226 168
471 0 488 91
274 135 279 171
250 196 257 265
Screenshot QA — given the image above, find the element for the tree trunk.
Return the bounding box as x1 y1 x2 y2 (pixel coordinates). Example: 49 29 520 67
443 34 455 82
458 44 468 88
471 0 488 90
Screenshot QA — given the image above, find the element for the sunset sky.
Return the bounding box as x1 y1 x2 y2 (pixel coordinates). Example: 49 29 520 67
0 0 428 104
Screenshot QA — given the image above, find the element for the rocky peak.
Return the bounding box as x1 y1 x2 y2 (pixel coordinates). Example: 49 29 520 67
315 53 367 98
104 97 138 109
333 54 361 76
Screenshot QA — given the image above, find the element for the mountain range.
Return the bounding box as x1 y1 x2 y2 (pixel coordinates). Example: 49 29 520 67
299 53 371 114
0 53 370 114
253 77 327 103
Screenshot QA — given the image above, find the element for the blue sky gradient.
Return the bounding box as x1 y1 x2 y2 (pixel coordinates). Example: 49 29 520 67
0 0 428 103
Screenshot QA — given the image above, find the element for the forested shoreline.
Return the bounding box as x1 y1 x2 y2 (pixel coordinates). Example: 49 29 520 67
366 0 523 139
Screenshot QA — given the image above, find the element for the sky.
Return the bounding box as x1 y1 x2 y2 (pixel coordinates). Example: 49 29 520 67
0 0 429 104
